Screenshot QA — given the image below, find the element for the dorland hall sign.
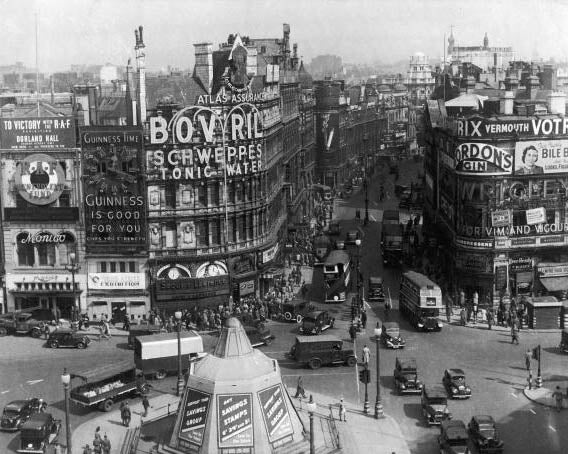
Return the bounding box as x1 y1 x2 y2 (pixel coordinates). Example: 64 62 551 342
148 103 263 180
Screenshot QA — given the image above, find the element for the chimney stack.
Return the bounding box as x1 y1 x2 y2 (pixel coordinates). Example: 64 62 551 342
134 25 147 125
527 75 540 100
466 75 476 93
500 91 514 115
542 64 556 90
547 92 566 115
193 42 213 94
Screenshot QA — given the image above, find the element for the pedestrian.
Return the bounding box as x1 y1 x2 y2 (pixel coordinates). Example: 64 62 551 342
361 310 367 329
93 432 102 454
349 324 357 342
142 394 150 417
101 435 111 454
460 308 467 326
362 345 371 366
339 398 347 422
294 376 307 398
43 322 50 340
472 292 479 324
83 445 92 454
552 386 564 412
511 326 519 345
121 401 131 426
384 298 391 319
487 309 493 330
525 349 532 372
445 303 452 324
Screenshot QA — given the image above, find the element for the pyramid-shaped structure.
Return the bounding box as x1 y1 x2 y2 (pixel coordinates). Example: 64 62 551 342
168 318 306 453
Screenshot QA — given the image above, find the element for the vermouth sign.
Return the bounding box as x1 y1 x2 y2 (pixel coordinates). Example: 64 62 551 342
457 118 568 138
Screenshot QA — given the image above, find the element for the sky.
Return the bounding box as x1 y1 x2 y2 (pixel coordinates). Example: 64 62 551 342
2 0 568 73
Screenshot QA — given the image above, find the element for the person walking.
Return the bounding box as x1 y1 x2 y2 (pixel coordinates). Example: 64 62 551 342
362 345 371 366
487 308 494 330
82 445 92 454
142 394 150 417
525 349 532 372
511 325 520 345
361 310 367 329
349 324 357 342
43 322 50 340
472 292 479 324
294 376 307 399
384 298 391 319
121 401 131 426
338 398 347 422
552 386 564 412
101 435 111 454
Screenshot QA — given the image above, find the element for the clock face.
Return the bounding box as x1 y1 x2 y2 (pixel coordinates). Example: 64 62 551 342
168 268 180 280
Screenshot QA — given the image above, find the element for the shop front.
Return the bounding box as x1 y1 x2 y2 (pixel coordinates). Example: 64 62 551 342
229 254 257 301
153 261 231 313
257 242 282 298
5 273 86 320
86 272 149 323
536 262 568 299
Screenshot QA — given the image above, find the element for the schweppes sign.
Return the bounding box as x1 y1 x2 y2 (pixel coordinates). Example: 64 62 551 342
455 143 513 175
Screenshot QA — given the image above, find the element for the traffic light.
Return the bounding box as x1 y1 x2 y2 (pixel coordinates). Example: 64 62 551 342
359 369 371 384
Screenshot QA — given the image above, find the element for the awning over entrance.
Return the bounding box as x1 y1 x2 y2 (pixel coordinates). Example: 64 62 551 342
540 277 568 292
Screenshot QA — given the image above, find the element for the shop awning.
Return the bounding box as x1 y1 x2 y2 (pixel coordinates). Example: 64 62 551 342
540 277 568 292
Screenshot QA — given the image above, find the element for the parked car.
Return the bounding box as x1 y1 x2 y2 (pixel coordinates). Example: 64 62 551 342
381 322 405 349
421 385 452 425
17 412 61 454
393 357 423 395
468 415 504 454
289 335 357 370
300 311 335 335
47 328 91 349
280 300 315 323
345 230 360 245
443 369 472 399
243 322 274 347
328 222 341 236
1 399 47 431
438 420 470 454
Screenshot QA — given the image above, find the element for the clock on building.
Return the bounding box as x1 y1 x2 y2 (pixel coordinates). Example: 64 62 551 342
168 268 181 280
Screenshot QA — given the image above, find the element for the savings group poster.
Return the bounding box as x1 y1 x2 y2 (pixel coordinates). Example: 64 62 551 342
217 393 254 448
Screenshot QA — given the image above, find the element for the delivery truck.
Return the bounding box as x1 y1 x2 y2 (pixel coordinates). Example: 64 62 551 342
134 331 204 380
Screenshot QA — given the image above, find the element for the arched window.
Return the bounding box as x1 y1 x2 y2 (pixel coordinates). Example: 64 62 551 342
36 232 56 266
16 232 35 266
58 233 76 266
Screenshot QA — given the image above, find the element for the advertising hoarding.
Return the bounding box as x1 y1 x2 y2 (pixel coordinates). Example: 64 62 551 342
178 388 211 446
454 143 513 175
491 210 512 227
0 116 76 149
257 385 293 444
87 273 146 290
217 393 253 448
457 117 568 138
514 140 568 175
81 127 146 250
526 207 546 225
14 153 66 205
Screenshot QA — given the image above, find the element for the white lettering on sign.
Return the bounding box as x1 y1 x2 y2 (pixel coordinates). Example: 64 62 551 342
455 143 513 174
20 232 66 244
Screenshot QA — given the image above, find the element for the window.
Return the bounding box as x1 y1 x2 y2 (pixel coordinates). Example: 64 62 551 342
211 219 221 245
37 242 56 266
165 181 176 209
119 262 126 273
16 233 35 266
58 233 76 266
110 262 117 273
100 262 107 273
165 224 177 248
196 221 209 247
198 184 207 206
129 262 136 272
211 183 220 206
58 191 71 207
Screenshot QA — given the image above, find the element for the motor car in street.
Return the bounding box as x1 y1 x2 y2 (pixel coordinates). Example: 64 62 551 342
421 385 452 425
299 311 335 335
467 415 504 454
1 399 47 431
443 369 472 399
280 299 315 323
367 276 385 303
560 328 568 353
381 322 405 349
438 420 470 454
17 412 61 454
289 335 357 370
328 221 341 236
47 328 91 349
393 357 423 395
345 229 360 245
243 322 274 347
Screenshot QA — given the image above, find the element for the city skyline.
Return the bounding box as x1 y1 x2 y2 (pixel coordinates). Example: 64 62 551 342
2 0 568 74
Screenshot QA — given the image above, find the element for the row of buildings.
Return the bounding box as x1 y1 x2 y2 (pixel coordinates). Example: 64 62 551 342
0 25 399 323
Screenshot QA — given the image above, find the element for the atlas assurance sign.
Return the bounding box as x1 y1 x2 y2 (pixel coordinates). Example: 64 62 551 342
148 103 263 181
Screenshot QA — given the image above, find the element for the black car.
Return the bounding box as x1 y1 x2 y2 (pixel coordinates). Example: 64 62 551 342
1 399 46 431
280 300 315 323
438 420 470 454
443 369 472 399
47 328 91 349
393 357 423 395
381 322 405 349
18 412 61 454
468 415 504 454
300 311 335 335
243 323 274 347
421 385 451 426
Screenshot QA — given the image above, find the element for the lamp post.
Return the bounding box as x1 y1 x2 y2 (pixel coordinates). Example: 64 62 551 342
65 252 80 322
536 344 542 388
355 239 362 317
363 363 370 414
364 178 369 226
61 368 72 454
175 311 184 396
306 395 316 454
374 323 384 419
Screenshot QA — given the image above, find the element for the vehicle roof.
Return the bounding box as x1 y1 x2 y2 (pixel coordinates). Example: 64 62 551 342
369 276 383 284
51 328 76 334
382 223 404 234
424 385 447 398
383 322 399 329
472 415 495 425
324 250 350 265
20 413 53 430
5 400 28 411
403 271 440 288
295 334 341 343
304 311 326 318
447 368 465 377
441 420 468 439
72 359 136 383
396 357 417 369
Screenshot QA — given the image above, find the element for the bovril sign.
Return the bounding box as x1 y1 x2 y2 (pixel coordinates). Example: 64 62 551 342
455 143 513 175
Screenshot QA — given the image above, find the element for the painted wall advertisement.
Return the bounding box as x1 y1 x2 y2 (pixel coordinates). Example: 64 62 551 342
217 393 253 448
147 103 263 181
0 116 75 149
457 117 568 138
258 384 293 444
514 140 568 175
81 127 146 250
14 154 66 205
178 388 211 446
454 143 513 175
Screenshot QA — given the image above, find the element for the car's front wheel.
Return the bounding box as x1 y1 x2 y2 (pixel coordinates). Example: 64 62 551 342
49 340 59 348
76 342 86 349
308 358 322 370
345 356 357 367
154 369 167 380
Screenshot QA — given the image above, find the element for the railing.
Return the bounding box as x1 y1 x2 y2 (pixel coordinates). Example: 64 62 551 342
120 426 140 454
328 404 342 450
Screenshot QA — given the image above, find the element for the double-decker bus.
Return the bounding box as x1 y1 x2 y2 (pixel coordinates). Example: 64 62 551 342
323 250 351 303
399 271 444 331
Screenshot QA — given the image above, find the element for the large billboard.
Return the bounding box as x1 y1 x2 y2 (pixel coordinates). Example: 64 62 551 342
454 143 513 175
457 117 568 138
514 140 568 175
14 153 66 205
80 127 145 250
0 116 75 149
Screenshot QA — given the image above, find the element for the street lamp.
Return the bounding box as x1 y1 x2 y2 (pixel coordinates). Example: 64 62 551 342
306 395 317 454
374 323 384 419
61 368 72 454
364 178 369 226
355 239 362 318
175 311 184 396
65 252 80 322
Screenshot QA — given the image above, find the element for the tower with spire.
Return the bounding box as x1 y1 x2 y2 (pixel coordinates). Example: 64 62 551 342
483 32 489 49
447 26 455 56
134 25 147 125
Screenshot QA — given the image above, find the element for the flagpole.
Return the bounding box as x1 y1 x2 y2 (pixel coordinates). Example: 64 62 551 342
36 12 40 114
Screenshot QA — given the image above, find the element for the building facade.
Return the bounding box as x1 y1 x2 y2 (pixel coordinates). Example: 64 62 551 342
405 52 436 105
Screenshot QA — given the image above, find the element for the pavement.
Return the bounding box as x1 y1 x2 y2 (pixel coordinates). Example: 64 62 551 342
524 381 568 410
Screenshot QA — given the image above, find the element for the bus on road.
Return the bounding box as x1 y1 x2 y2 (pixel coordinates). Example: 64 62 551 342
399 271 444 331
323 250 351 303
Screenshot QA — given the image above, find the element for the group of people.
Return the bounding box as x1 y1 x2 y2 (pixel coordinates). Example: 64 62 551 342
82 426 111 454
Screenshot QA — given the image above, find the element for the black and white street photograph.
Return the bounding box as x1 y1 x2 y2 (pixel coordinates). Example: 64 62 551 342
0 0 568 453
